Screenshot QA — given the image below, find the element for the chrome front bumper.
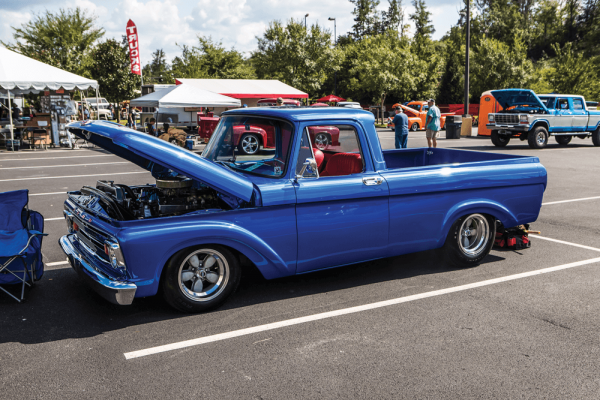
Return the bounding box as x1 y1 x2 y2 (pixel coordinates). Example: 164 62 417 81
59 234 137 305
486 124 529 132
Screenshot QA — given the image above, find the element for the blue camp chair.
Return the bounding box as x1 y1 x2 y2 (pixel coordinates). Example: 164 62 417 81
0 189 47 303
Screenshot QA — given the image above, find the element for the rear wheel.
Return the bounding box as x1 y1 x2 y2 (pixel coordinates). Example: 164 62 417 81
528 126 548 149
442 214 495 269
313 133 330 150
592 128 600 146
555 135 572 145
163 245 241 313
238 133 260 155
410 123 419 131
491 130 510 147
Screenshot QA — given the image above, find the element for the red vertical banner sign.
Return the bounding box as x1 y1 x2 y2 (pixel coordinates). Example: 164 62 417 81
126 19 142 76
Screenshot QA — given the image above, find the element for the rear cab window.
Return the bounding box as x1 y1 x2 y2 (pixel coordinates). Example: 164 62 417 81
572 98 584 110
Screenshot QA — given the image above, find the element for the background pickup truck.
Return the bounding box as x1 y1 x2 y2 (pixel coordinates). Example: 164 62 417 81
61 108 546 312
487 89 600 149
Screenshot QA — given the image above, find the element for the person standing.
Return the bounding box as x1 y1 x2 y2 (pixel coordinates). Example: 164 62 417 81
392 105 409 149
83 105 90 120
148 118 158 137
425 98 441 148
127 109 136 130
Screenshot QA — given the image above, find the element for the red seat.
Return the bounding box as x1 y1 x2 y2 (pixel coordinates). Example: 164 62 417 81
312 148 324 169
320 153 363 177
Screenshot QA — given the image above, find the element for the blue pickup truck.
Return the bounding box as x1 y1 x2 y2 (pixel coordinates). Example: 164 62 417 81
487 89 600 149
61 108 547 312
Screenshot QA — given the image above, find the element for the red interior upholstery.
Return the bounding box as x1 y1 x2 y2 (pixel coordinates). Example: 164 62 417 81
312 148 324 169
320 153 363 177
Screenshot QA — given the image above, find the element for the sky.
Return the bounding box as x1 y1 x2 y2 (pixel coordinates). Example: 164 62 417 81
1 0 464 65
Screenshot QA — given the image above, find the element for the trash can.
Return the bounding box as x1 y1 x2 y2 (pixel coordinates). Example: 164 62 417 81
6 139 20 151
185 139 194 150
445 115 462 139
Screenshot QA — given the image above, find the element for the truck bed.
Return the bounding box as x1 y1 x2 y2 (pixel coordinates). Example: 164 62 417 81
382 148 537 170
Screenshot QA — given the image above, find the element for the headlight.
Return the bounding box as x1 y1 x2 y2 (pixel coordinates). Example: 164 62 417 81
104 240 126 269
488 114 495 122
519 115 528 124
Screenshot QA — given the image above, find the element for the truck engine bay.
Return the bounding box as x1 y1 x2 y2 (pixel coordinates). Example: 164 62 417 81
71 178 227 221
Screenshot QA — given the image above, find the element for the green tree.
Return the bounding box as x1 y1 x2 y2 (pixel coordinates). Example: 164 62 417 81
349 0 381 39
253 20 339 95
381 0 409 36
2 7 104 76
470 37 534 100
171 37 255 80
548 42 600 99
143 49 173 84
437 27 465 104
409 0 435 43
89 38 140 104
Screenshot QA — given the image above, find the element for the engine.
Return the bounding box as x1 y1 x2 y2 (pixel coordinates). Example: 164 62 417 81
95 178 222 220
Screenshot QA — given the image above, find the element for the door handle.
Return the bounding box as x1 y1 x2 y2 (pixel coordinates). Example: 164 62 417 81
363 176 383 186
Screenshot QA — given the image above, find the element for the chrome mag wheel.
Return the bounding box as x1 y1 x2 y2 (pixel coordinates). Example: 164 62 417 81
178 249 229 302
536 131 546 146
241 135 259 154
457 214 490 256
314 133 329 150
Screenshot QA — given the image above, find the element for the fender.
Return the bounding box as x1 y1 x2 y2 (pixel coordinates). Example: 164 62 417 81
529 119 550 132
120 221 293 297
438 198 518 246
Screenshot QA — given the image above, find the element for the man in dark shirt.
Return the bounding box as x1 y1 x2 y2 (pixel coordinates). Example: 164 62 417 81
392 105 409 148
148 118 158 137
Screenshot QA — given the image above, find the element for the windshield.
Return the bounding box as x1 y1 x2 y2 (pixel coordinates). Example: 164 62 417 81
538 96 555 109
202 115 294 178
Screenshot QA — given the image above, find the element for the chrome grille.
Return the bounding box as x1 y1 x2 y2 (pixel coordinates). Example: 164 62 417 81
73 215 110 262
494 114 519 124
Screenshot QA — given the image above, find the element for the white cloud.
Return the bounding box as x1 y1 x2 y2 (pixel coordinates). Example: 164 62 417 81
0 10 31 45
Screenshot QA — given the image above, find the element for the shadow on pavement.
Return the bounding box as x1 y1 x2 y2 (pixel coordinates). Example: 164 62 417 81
0 249 506 345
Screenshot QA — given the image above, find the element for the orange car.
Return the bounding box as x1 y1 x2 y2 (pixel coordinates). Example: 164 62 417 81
387 108 422 131
402 101 453 130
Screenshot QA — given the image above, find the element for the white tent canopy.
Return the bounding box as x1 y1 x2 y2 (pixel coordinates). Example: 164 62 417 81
0 46 98 94
129 84 240 108
176 78 308 99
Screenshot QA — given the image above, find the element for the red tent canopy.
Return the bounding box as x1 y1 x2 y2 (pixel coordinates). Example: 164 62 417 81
316 94 345 102
310 103 330 107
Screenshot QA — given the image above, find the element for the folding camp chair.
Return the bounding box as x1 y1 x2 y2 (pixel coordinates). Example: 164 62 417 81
0 189 47 303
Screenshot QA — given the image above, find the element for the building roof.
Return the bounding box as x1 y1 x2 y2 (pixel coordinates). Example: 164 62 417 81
175 78 308 99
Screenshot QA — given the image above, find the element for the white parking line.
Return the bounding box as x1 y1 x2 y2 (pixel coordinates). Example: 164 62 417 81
0 154 115 161
0 162 129 170
542 196 600 206
46 261 69 267
0 149 104 155
0 171 148 182
529 235 600 252
124 255 600 360
31 192 67 196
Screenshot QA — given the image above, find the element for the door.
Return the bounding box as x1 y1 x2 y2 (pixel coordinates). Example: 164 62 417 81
570 98 588 131
294 124 389 273
555 98 573 132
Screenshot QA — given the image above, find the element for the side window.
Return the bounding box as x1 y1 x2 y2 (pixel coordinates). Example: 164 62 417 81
572 98 584 110
306 125 365 177
557 98 569 110
422 105 429 112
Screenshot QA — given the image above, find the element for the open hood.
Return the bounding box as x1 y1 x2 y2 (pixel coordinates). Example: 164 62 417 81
491 89 549 113
67 121 255 203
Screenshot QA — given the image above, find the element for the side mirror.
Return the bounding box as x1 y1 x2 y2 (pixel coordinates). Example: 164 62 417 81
296 158 319 179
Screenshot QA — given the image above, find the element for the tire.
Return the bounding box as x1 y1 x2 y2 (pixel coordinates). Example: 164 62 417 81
555 135 572 145
238 133 260 155
162 245 241 313
442 213 496 269
410 123 419 132
528 126 549 149
593 128 600 146
313 133 330 150
491 130 510 147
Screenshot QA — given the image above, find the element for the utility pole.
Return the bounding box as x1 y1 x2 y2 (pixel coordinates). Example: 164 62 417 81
463 1 470 117
328 17 337 96
305 14 309 29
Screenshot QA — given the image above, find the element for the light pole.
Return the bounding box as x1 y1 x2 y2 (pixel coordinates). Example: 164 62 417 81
328 17 337 96
463 2 470 117
305 14 309 29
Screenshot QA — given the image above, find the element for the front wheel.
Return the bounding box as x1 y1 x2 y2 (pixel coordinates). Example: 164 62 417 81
491 130 510 147
442 214 495 269
162 245 241 313
528 126 548 149
238 133 260 155
592 128 600 146
555 135 572 145
410 123 419 132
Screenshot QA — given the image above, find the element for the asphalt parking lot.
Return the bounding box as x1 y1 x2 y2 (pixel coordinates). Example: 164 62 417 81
1 129 599 399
